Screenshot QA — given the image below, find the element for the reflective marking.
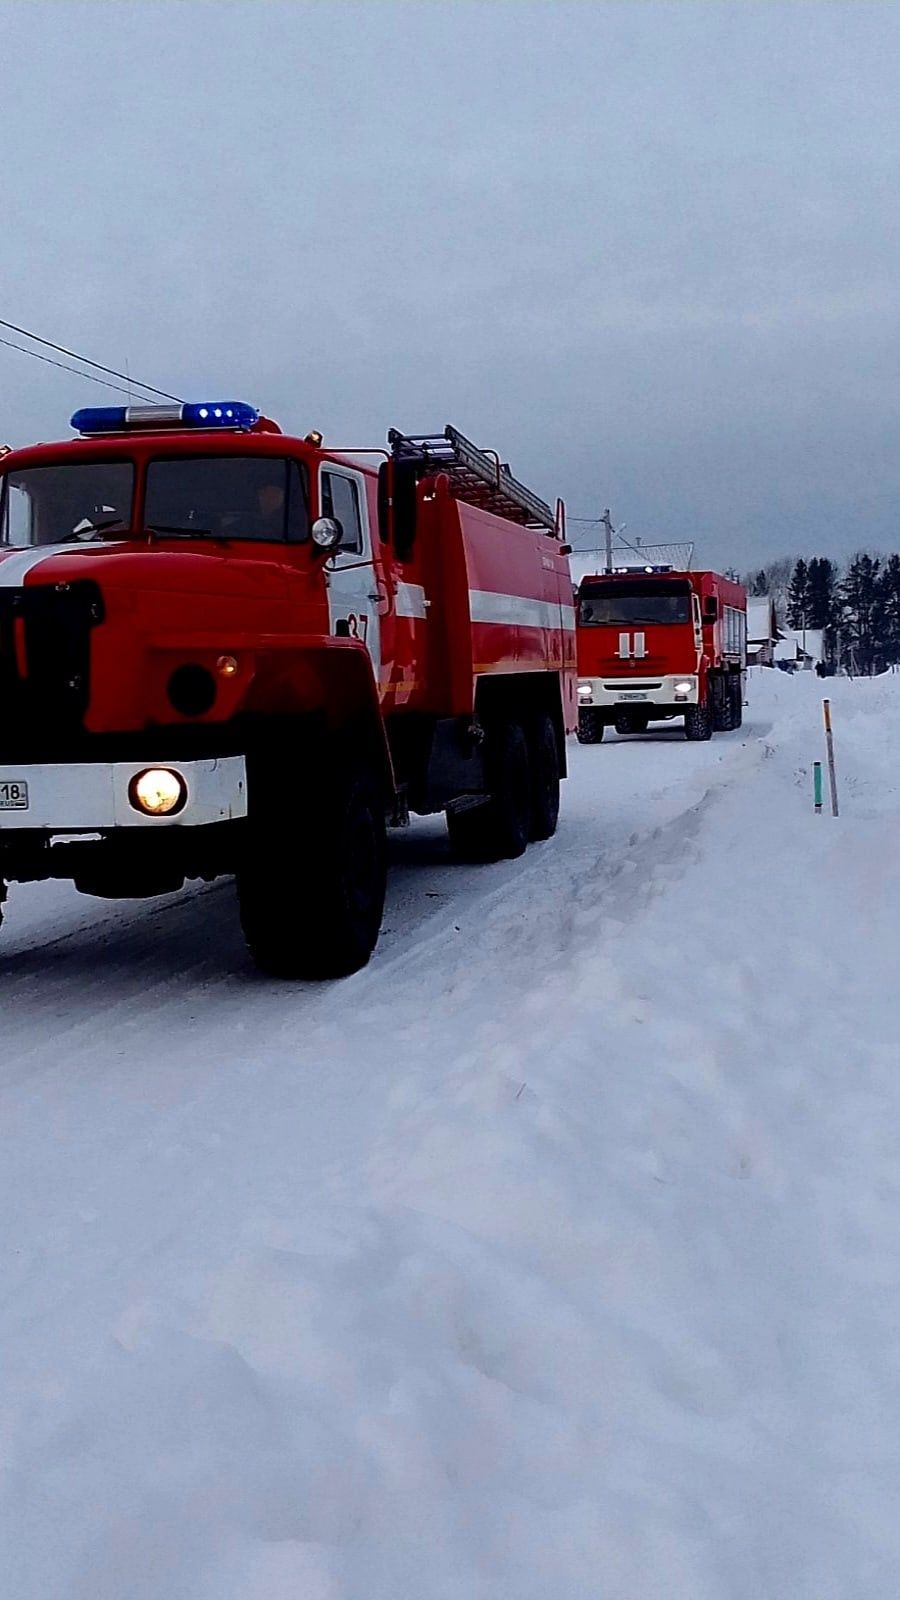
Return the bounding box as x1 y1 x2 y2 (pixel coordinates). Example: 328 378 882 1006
469 590 575 630
395 581 429 620
0 543 125 586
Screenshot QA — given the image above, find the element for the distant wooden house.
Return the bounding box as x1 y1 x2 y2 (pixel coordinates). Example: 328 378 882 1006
747 597 779 666
774 628 824 671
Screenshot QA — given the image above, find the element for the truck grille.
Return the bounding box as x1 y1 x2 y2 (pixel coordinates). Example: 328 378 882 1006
603 681 663 691
0 581 104 746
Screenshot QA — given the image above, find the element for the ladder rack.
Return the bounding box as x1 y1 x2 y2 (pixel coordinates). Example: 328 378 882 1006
387 424 556 533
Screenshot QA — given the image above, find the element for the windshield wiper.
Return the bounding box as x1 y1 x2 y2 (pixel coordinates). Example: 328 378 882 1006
57 517 128 543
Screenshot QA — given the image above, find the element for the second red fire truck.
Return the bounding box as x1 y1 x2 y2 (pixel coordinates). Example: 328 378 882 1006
0 406 575 977
575 567 747 742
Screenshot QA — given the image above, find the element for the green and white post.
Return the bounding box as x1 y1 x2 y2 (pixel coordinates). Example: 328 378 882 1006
813 761 823 814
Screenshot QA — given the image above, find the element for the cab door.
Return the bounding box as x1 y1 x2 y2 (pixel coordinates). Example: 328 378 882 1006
320 465 382 681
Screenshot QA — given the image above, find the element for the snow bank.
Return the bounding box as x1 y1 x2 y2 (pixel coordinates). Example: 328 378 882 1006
3 672 900 1598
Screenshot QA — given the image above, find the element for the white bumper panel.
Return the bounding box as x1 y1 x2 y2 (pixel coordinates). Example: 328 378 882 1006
0 756 247 830
578 674 698 708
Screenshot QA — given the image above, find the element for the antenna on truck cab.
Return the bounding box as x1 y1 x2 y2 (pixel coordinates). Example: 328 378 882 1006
387 424 556 533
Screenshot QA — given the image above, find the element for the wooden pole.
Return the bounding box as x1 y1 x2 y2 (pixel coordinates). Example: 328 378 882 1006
823 700 839 816
813 761 823 814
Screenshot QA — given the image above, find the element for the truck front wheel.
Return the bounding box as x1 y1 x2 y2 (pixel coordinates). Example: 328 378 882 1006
238 761 386 979
683 699 713 741
577 709 605 744
447 718 530 862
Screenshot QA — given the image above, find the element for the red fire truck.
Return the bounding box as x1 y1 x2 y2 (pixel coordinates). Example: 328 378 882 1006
0 405 575 976
575 567 746 742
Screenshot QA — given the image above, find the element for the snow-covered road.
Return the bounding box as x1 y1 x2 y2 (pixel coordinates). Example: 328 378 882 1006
3 673 900 1599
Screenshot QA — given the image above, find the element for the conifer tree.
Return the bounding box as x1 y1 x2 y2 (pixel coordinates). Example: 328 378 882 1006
787 559 810 629
806 558 837 629
840 553 881 675
877 555 900 667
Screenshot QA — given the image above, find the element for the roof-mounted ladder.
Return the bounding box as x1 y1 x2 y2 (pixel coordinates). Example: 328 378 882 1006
387 424 556 533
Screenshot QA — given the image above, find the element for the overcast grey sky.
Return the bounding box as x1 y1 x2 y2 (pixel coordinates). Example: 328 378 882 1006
1 0 898 566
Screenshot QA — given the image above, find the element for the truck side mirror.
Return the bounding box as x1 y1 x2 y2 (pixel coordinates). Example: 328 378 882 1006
311 515 343 552
391 459 419 562
704 597 719 621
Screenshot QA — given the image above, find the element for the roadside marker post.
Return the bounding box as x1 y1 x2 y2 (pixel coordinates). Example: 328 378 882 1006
823 700 839 817
813 761 823 814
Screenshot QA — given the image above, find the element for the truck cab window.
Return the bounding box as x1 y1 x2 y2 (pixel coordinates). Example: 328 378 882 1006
578 582 692 626
321 472 363 555
0 461 134 547
143 457 309 542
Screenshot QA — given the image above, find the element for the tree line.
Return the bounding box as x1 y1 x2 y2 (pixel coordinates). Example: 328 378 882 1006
743 554 900 675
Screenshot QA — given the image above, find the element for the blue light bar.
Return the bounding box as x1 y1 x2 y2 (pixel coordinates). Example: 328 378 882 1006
71 401 260 435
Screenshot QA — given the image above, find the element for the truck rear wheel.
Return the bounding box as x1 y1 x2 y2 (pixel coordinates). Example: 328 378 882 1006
447 718 530 862
711 675 730 732
683 699 712 741
238 759 386 979
731 676 744 728
528 713 560 841
577 709 604 744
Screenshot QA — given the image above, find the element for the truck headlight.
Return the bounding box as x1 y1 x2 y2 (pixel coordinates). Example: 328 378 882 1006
578 682 593 701
129 768 187 817
674 680 693 695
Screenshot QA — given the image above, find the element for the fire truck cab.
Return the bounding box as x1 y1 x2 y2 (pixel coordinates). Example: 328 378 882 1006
575 567 747 742
0 404 575 976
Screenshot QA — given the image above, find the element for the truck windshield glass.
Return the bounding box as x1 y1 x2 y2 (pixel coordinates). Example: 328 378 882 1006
0 462 134 547
144 456 309 542
579 582 692 626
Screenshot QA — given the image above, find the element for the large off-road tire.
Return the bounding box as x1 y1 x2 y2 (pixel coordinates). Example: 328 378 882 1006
711 675 730 732
577 709 605 744
683 699 713 741
731 676 744 729
238 758 386 979
528 713 561 841
447 718 530 862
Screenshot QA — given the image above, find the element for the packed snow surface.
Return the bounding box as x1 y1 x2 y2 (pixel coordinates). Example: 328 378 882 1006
3 671 900 1598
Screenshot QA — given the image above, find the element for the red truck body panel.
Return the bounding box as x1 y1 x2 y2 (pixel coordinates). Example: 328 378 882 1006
0 421 575 756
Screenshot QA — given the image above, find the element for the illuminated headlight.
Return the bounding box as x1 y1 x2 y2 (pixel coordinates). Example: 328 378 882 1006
128 767 187 817
674 680 693 695
578 682 593 701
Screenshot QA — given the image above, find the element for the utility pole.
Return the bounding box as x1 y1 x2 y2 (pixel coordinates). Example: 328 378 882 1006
601 508 614 574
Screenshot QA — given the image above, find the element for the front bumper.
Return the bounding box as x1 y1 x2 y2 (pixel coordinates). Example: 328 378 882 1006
577 673 698 710
0 756 247 831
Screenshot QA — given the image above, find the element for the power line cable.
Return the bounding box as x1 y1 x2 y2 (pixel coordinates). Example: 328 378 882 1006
0 315 182 402
0 335 150 400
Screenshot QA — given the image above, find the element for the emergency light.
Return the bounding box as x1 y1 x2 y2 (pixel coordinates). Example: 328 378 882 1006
70 401 260 435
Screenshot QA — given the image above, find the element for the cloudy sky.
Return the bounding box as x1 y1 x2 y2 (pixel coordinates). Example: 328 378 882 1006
1 0 898 566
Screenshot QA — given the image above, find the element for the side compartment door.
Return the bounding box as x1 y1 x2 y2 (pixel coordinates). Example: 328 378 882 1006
320 465 382 680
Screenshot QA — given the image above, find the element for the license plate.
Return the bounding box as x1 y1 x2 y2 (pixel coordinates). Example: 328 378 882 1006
0 779 29 810
619 692 648 702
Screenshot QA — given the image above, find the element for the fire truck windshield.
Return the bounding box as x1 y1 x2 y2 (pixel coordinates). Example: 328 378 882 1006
143 456 309 543
0 461 135 547
579 581 692 627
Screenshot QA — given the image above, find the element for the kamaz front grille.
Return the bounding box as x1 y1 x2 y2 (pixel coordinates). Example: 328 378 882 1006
0 580 104 744
603 681 663 691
